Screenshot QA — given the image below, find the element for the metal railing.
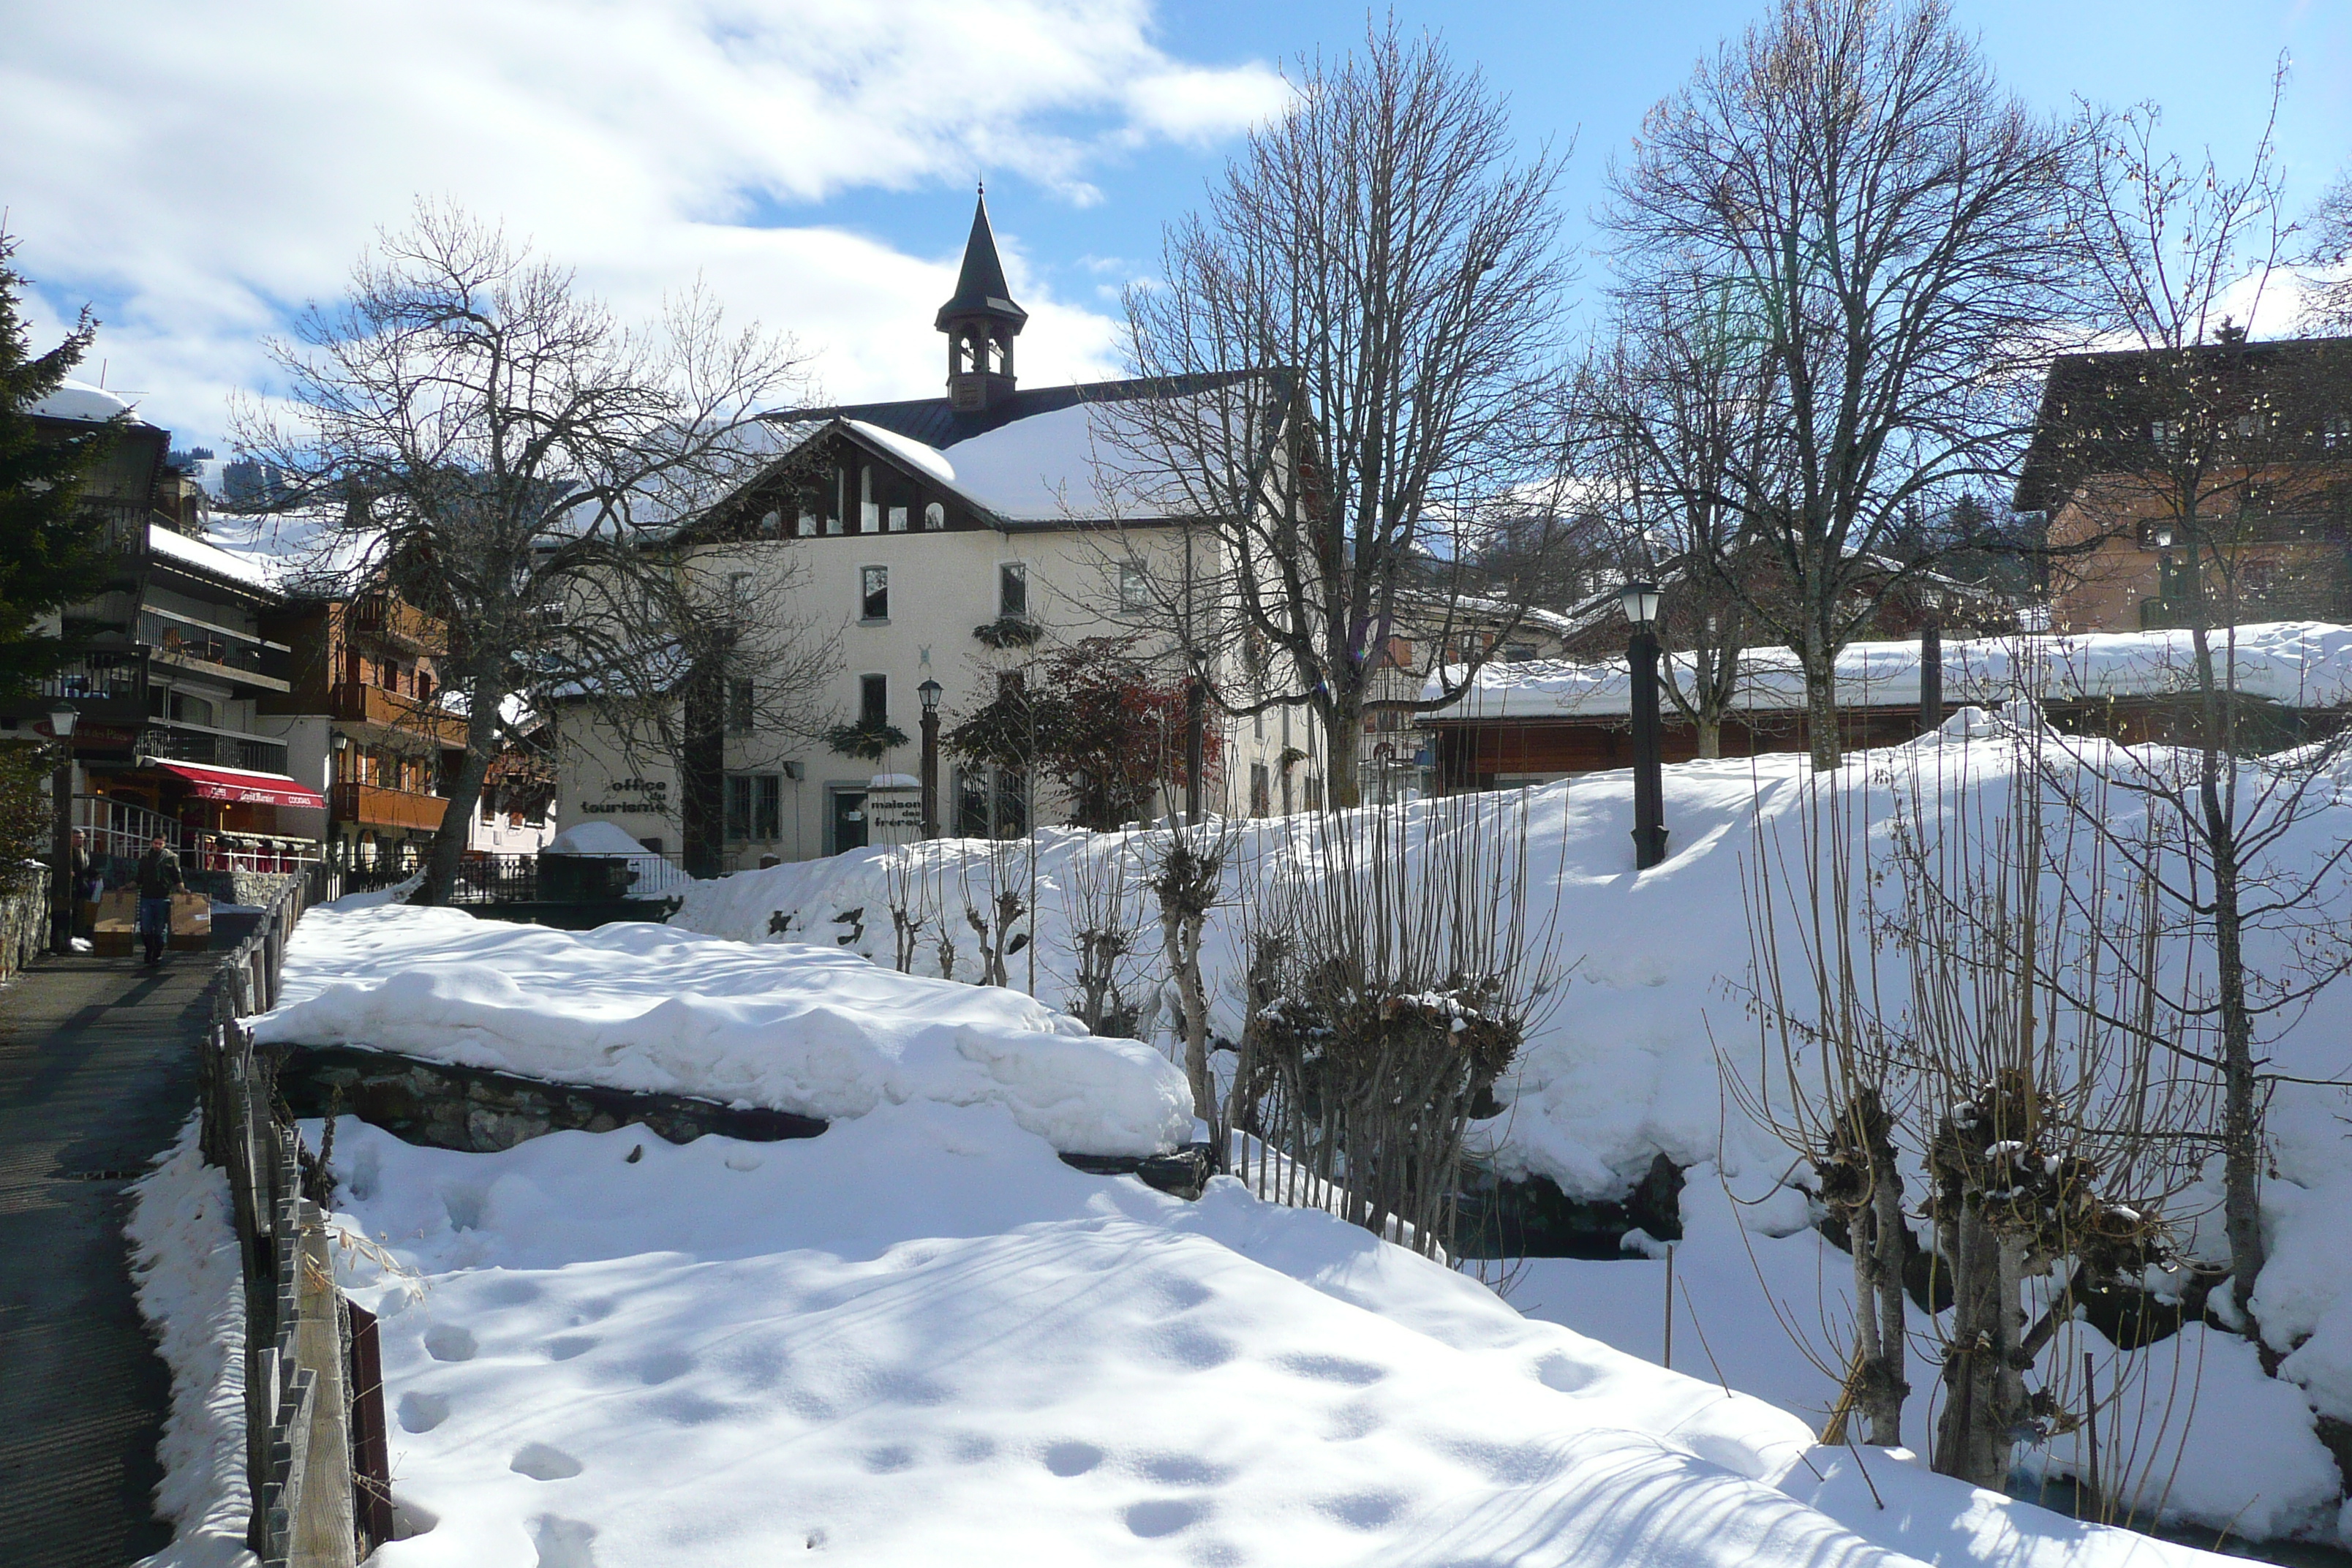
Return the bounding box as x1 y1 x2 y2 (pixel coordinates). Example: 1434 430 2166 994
199 866 386 1564
145 722 291 775
72 796 323 881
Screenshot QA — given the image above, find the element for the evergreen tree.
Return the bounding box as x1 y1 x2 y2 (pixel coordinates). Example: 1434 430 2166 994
0 230 115 701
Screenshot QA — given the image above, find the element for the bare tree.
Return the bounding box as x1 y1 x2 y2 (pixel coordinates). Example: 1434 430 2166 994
1575 284 1786 756
1111 21 1576 809
2037 83 2352 1321
1607 0 2083 769
2300 167 2352 334
238 203 821 900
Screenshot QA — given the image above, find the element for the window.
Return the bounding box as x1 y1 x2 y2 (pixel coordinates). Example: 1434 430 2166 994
1249 763 1271 817
726 572 752 607
859 674 888 728
1119 562 1151 611
727 677 755 735
755 774 781 841
1503 643 1537 663
2325 420 2350 451
824 513 842 535
797 513 817 537
888 506 908 532
924 502 945 531
480 794 495 824
998 562 1028 619
1303 776 1324 811
859 467 878 533
861 565 889 622
725 774 752 840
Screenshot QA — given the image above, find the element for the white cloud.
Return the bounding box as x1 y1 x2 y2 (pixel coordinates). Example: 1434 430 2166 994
0 0 1280 442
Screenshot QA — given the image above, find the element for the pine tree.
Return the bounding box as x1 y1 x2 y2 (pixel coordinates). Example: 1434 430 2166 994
0 230 115 701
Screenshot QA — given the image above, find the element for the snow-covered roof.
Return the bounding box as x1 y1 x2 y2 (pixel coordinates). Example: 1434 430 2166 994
1426 622 2352 720
28 377 136 423
146 523 284 595
200 509 380 594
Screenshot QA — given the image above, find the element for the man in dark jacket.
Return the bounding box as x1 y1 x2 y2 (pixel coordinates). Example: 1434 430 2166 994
135 834 183 965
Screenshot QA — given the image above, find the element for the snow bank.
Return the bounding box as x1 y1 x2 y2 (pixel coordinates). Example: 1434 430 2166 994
126 1117 257 1568
323 1103 2227 1567
1430 621 2352 718
254 905 1191 1156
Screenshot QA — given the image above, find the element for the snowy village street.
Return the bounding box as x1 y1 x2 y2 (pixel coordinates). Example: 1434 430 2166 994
12 2 2352 1564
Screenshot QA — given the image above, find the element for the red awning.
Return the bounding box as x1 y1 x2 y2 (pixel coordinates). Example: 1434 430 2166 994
154 761 328 809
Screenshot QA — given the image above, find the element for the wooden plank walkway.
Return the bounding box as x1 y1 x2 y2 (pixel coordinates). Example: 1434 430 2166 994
0 951 221 1567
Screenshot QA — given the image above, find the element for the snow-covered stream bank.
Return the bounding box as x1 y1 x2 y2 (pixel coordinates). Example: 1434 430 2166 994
311 1101 2225 1566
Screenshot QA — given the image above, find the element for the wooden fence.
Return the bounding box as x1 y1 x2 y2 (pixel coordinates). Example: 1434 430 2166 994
196 862 391 1566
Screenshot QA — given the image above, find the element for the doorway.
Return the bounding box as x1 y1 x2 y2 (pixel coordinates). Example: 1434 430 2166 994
828 788 868 854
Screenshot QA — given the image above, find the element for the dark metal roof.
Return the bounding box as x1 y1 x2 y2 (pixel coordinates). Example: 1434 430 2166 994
2015 334 2352 512
766 367 1275 451
934 190 1027 333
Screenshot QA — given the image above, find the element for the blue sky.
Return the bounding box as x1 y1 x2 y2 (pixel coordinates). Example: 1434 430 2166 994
4 0 2345 449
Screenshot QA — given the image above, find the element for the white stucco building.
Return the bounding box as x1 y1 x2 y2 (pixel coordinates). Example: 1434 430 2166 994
554 194 1322 870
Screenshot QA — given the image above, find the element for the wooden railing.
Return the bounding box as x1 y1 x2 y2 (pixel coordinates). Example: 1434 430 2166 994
328 682 467 745
332 781 448 832
198 866 390 1565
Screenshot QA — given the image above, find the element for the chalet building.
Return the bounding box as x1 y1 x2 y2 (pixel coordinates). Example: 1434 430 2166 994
1 381 326 871
555 192 1316 869
2019 334 2352 633
202 512 559 874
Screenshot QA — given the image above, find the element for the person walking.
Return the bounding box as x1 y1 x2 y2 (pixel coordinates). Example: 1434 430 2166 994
134 834 183 965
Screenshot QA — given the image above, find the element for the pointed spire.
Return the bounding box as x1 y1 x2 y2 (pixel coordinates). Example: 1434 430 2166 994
935 188 1028 332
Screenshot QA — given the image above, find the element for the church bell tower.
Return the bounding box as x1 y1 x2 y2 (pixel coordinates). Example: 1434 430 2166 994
936 186 1028 412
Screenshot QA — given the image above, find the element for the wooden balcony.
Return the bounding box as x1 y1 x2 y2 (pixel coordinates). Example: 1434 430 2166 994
329 681 467 744
349 594 445 654
333 782 448 832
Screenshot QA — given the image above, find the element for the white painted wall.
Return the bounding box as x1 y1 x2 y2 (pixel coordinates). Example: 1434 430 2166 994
554 519 1323 868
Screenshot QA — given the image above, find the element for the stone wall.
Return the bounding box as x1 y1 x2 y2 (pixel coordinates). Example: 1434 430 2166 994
273 1041 1212 1198
273 1044 827 1153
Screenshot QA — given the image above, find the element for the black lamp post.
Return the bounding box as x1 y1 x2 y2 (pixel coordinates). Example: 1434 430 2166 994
1918 591 1943 736
917 678 943 839
1620 581 1668 871
48 702 78 953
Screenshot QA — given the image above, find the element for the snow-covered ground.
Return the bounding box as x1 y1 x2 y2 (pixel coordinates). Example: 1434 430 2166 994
668 711 2352 1547
318 1101 2229 1566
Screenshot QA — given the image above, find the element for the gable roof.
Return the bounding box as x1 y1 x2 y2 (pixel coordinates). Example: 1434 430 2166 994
763 368 1287 528
771 368 1267 452
2015 334 2352 513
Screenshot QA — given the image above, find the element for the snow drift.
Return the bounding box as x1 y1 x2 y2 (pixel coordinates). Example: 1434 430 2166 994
254 905 1192 1156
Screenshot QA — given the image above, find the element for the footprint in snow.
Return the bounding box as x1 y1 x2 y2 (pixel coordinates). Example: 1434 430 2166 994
423 1324 477 1362
511 1442 584 1480
1044 1441 1104 1477
396 1391 450 1433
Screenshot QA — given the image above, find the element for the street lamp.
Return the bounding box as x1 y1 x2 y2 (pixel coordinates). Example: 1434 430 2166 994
48 703 78 953
917 678 943 839
1618 581 1668 871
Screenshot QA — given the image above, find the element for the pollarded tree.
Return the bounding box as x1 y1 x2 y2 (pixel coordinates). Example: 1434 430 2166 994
1109 20 1578 810
238 203 824 900
0 229 116 701
1607 0 2084 770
